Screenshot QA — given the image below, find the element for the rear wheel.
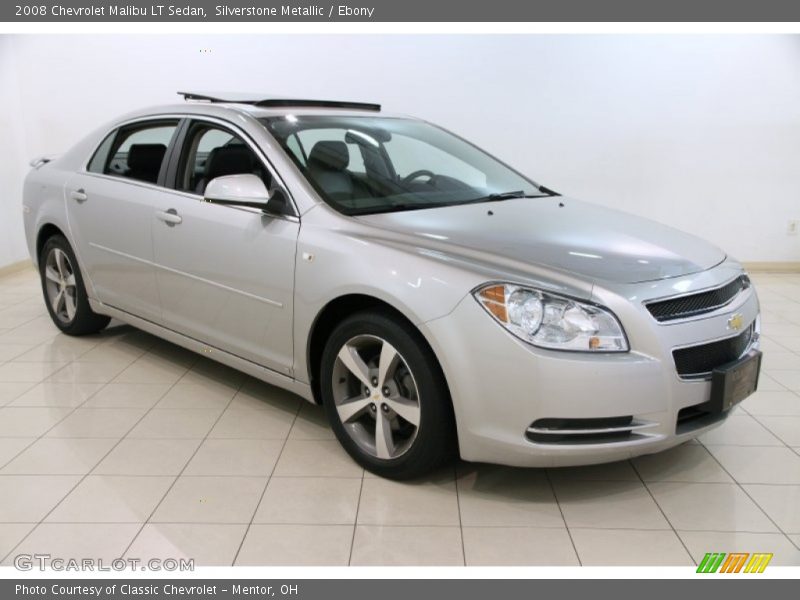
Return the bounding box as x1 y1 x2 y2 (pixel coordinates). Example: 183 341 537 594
39 235 110 336
320 310 455 479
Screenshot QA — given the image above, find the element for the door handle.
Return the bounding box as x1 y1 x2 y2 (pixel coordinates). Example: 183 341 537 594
156 209 182 226
69 189 88 202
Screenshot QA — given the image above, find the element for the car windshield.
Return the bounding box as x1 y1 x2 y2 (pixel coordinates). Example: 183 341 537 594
262 115 546 215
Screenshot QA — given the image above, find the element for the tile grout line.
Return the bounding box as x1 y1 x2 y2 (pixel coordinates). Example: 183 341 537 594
0 334 154 475
544 468 582 566
229 397 304 566
748 413 796 450
0 520 788 533
629 459 697 566
453 463 466 567
120 361 242 559
699 439 798 550
0 344 191 564
346 464 366 566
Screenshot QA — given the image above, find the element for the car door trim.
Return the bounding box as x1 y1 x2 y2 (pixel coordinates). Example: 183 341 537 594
80 112 301 219
89 242 284 308
164 115 300 218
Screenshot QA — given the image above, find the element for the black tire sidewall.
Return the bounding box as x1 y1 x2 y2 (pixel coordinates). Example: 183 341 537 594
320 310 454 479
39 235 108 336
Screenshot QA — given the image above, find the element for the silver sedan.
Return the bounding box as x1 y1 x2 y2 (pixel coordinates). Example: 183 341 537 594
22 93 762 478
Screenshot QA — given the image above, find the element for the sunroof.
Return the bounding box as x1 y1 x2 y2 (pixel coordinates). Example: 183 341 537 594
177 91 380 112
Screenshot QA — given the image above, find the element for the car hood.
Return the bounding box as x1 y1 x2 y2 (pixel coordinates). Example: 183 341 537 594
355 196 726 285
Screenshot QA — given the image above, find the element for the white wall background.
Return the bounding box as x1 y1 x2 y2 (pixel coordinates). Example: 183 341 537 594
1 34 799 268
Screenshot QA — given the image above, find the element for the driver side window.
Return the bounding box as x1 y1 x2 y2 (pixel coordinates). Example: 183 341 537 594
385 135 486 188
176 122 271 195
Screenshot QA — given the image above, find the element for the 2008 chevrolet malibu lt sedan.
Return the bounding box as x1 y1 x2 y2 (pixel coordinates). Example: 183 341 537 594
22 92 762 479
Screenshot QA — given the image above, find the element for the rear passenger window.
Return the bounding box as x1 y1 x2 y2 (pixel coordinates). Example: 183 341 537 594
104 121 178 184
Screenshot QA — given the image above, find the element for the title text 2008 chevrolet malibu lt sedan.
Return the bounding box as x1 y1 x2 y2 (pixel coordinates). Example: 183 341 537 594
22 93 762 479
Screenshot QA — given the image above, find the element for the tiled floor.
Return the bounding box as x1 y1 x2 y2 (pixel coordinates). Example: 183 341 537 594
1 267 799 566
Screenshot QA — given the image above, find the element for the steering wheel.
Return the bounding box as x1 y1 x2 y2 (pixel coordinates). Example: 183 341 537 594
401 170 436 185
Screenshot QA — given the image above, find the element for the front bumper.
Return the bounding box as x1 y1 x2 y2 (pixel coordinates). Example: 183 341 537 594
421 262 760 467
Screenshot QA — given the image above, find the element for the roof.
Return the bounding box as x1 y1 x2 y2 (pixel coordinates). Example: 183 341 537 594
177 91 381 112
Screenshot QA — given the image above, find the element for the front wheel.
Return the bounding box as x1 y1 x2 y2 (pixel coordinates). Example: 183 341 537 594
39 235 110 336
320 310 455 479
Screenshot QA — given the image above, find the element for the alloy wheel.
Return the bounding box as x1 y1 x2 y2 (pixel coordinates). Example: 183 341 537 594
44 247 78 323
331 334 421 459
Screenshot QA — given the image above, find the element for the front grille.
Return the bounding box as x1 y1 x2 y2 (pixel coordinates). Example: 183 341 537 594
672 324 755 379
646 275 749 322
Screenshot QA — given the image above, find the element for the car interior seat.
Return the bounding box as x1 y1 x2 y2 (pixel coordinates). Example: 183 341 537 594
126 144 167 183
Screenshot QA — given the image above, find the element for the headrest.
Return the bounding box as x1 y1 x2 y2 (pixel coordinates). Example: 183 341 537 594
308 141 349 171
127 144 166 174
205 145 256 181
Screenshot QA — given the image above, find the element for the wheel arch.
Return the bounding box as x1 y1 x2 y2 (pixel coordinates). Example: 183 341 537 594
36 222 67 261
305 294 454 413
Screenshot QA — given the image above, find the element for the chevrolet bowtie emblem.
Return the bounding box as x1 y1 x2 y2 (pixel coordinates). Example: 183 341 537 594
727 313 744 331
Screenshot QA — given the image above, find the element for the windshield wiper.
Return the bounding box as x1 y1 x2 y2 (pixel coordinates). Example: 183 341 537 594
464 190 547 204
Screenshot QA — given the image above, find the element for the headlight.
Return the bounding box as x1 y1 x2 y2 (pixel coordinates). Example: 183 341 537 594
473 283 629 352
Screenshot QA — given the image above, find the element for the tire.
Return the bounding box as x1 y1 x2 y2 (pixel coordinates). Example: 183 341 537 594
39 234 110 336
320 309 456 479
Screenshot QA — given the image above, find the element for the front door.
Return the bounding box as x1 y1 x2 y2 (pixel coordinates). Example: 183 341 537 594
151 120 298 376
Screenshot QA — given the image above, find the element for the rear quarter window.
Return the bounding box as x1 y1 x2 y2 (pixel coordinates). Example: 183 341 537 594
87 131 116 174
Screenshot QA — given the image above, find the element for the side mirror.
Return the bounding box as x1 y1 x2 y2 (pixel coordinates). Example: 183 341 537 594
205 174 291 217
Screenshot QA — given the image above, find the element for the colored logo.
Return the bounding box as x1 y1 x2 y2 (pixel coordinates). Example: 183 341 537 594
727 313 744 331
696 552 773 573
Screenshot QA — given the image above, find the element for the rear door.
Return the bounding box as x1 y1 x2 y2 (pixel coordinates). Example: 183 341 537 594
65 118 180 322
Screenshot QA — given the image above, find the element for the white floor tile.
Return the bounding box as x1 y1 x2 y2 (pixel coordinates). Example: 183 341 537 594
9 382 104 408
462 527 578 566
754 416 800 446
126 409 222 439
236 524 352 566
0 523 36 563
457 466 564 527
4 523 140 564
46 475 174 523
254 477 361 525
699 415 782 446
0 475 80 521
706 445 800 484
633 444 733 483
272 440 362 478
570 528 693 566
742 484 800 533
741 391 800 416
45 408 146 438
552 479 669 530
0 407 71 437
350 525 463 566
94 439 201 476
150 476 266 524
125 523 247 566
2 438 116 475
648 482 777 532
82 383 171 409
183 439 284 477
358 475 459 526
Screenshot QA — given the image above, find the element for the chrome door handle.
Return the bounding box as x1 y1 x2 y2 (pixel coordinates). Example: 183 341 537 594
69 189 88 202
156 209 182 226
